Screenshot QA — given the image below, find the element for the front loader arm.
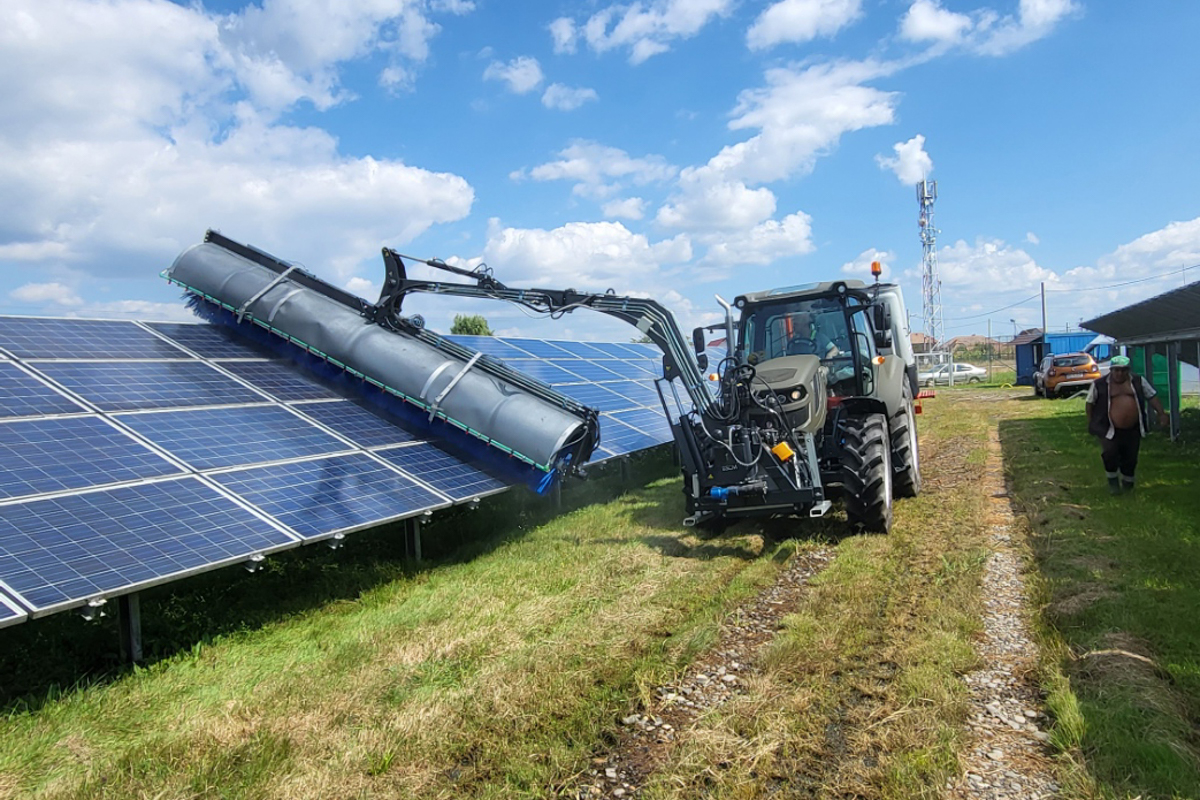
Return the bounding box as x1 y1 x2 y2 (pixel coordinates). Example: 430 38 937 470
369 249 717 416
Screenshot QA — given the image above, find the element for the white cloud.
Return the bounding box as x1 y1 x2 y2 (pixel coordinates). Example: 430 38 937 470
747 0 862 50
899 0 972 46
523 141 676 200
10 282 83 307
656 176 777 232
841 249 895 280
602 197 647 220
541 83 599 111
898 0 1079 56
1025 232 1040 245
697 211 816 267
703 59 899 185
572 0 736 64
936 237 1054 289
548 17 577 53
0 0 476 303
480 218 692 288
876 134 933 184
483 56 544 94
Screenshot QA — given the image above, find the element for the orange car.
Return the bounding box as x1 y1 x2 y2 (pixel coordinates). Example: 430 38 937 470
1035 352 1101 398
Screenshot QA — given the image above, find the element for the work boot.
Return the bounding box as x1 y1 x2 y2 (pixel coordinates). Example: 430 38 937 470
1107 476 1121 495
1121 479 1135 495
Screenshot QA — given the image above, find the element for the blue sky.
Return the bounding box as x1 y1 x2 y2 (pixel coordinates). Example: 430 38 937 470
2 0 1198 345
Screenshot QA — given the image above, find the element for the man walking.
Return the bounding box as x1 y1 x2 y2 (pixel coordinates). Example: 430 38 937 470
1085 355 1168 494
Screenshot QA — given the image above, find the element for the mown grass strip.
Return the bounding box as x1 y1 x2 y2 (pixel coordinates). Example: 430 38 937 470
1003 394 1200 798
637 391 998 799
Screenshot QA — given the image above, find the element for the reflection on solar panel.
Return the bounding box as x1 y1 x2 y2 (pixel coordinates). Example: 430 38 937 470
209 454 448 541
0 362 84 418
116 405 351 470
0 314 677 627
0 317 185 359
0 478 295 615
218 360 340 402
291 400 423 449
376 442 507 502
0 416 182 500
33 361 264 411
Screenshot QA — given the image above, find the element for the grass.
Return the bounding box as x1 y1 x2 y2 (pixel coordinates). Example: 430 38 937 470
1002 392 1200 798
5 389 1197 798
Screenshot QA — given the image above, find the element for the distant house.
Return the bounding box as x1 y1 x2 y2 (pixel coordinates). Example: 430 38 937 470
945 334 1002 354
910 332 936 353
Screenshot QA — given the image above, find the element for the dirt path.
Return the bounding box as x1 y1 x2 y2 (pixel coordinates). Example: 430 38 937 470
568 394 1061 798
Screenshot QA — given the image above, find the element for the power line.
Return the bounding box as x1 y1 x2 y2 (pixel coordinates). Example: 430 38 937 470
1043 264 1199 293
943 293 1040 322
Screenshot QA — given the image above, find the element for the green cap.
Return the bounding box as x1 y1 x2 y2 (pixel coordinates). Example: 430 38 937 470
1110 355 1130 368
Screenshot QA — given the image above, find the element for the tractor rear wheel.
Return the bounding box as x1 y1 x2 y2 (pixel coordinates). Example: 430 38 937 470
843 413 893 533
890 391 921 498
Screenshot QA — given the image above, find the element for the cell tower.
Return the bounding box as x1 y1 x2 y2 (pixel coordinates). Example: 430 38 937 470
917 179 944 351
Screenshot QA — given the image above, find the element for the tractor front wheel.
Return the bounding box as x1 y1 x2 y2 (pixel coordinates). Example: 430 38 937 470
843 413 893 533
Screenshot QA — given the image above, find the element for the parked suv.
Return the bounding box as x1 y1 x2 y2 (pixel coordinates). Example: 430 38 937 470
1035 352 1101 398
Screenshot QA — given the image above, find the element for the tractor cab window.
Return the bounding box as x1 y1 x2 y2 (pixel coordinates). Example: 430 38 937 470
742 300 850 363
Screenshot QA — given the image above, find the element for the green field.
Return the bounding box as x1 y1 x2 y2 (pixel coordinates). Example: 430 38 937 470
2 390 1198 799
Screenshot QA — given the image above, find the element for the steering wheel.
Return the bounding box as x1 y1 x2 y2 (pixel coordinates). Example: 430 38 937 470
786 337 818 356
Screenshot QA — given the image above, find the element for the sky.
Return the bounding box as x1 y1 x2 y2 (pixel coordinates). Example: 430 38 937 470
2 0 1199 346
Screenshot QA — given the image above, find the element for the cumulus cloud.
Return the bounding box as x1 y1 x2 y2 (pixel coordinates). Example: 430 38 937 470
563 0 736 64
697 211 816 267
521 141 677 200
0 0 476 318
747 0 863 50
698 59 899 185
899 0 1079 56
841 249 895 280
483 56 544 93
603 197 648 220
479 218 692 289
541 83 598 111
10 282 83 307
877 134 933 184
655 175 777 232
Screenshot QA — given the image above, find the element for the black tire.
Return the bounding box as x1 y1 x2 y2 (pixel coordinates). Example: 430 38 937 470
889 391 921 498
842 413 893 533
924 378 935 387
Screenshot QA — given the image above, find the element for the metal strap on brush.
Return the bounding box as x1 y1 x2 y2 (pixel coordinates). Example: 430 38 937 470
428 352 483 422
237 266 297 322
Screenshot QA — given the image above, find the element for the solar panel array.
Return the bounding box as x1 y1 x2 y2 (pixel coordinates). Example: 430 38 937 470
0 316 674 628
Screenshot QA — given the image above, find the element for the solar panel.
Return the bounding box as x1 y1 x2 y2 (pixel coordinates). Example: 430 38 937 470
217 360 341 402
209 453 449 542
503 359 588 385
32 361 265 411
547 340 612 359
503 339 574 358
590 358 657 380
0 362 85 418
604 380 662 408
376 442 507 502
115 405 352 471
610 407 674 440
446 334 532 361
0 317 186 359
0 477 296 615
0 591 27 629
597 416 667 456
547 359 625 382
291 400 425 449
556 382 640 411
0 416 183 501
146 322 270 359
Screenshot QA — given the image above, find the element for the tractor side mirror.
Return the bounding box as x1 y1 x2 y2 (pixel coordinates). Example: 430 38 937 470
874 329 893 349
696 353 709 371
692 326 706 356
872 303 892 333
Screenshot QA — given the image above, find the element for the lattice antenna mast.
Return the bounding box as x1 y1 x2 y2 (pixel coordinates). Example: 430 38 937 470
917 179 944 350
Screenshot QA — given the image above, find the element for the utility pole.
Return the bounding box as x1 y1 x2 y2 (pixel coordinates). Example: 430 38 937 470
987 318 992 382
1041 282 1048 358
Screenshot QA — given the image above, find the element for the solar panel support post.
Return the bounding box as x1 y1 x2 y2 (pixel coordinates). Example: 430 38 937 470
405 516 424 561
117 593 143 664
620 457 631 485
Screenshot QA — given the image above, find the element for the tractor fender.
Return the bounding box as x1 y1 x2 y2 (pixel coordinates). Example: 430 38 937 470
873 355 908 418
